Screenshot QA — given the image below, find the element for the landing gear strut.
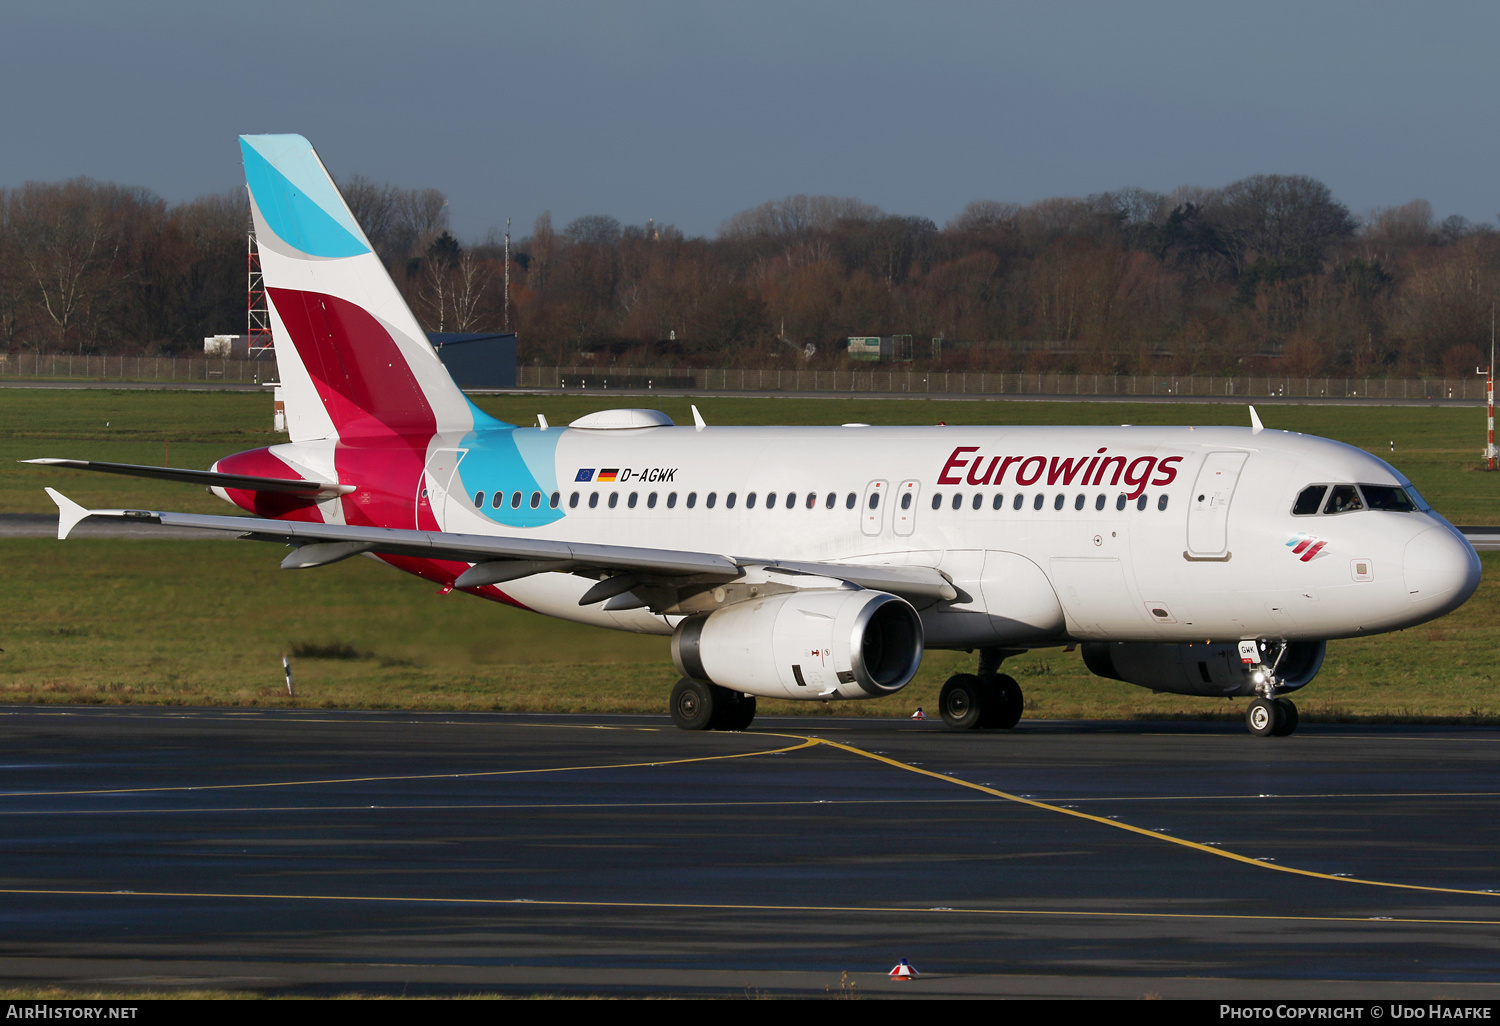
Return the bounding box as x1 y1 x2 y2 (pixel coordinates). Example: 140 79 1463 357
669 678 756 732
1242 640 1300 737
939 647 1025 730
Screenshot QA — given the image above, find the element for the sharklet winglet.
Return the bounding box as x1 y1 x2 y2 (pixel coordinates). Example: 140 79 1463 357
45 488 92 540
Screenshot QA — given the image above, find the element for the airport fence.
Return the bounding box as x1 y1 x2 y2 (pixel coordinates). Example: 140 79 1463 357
0 352 1489 401
515 366 1489 401
0 353 274 384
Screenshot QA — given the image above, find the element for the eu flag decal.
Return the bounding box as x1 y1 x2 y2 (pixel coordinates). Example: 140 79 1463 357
575 469 595 482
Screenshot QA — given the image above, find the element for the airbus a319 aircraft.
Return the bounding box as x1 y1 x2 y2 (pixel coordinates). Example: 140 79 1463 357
34 136 1482 737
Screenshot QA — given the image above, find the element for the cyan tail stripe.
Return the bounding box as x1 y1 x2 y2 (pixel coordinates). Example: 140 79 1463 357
240 135 368 259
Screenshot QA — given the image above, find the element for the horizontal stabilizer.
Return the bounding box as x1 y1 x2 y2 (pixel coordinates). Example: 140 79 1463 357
44 488 93 540
24 459 354 498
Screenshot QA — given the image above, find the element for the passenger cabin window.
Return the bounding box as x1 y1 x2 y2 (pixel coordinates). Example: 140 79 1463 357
511 491 522 509
1033 494 1044 511
951 494 962 510
491 493 503 509
549 492 560 509
1292 485 1327 516
930 494 942 510
627 492 638 508
726 492 737 509
1360 484 1417 511
1013 494 1024 510
473 491 484 508
993 494 1004 510
845 492 857 509
1324 485 1363 515
746 492 757 509
1157 494 1169 511
1053 494 1065 510
647 492 657 508
1095 494 1106 511
1116 495 1127 511
785 492 796 509
1074 494 1085 510
1136 495 1148 511
825 493 836 509
767 492 777 508
868 492 880 509
608 493 619 508
530 491 542 509
687 492 698 508
666 492 677 508
706 492 717 508
971 494 982 511
588 492 599 508
806 492 816 509
569 492 580 508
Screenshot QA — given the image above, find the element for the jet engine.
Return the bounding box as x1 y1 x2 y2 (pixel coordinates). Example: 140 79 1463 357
672 589 923 701
1080 640 1326 697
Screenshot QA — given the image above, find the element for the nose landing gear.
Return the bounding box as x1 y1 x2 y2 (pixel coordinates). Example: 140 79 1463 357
1241 640 1301 737
1246 695 1299 737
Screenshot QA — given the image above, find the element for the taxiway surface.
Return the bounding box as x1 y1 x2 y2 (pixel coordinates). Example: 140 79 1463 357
0 707 1497 998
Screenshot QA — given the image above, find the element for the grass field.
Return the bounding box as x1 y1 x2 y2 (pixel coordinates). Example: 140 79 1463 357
3 387 1496 721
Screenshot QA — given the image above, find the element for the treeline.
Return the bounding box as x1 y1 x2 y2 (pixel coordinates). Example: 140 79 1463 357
2 172 1497 377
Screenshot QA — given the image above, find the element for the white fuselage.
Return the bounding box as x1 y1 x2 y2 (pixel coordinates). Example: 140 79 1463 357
285 420 1476 650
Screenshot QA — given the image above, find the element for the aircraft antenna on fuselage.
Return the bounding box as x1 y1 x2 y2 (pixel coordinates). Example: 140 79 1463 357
1249 406 1264 434
691 405 707 431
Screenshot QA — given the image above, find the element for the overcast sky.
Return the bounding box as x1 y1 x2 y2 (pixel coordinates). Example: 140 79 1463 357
4 1 1497 242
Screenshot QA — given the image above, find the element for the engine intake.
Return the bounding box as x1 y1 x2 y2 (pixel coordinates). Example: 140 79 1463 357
672 589 923 700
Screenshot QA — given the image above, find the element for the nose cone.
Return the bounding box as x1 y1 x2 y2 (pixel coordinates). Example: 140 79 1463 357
1403 526 1482 621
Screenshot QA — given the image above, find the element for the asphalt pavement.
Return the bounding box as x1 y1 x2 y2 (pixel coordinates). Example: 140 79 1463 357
0 707 1496 998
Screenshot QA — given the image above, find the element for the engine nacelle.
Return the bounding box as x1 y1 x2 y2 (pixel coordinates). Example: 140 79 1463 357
672 589 923 701
1081 640 1326 697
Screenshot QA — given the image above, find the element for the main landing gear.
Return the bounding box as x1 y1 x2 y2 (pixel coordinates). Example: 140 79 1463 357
670 677 756 732
939 647 1025 730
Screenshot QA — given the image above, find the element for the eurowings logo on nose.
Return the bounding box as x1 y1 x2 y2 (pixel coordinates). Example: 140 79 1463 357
1287 533 1328 562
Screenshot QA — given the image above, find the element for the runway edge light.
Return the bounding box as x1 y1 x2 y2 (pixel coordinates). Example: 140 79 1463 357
889 959 919 981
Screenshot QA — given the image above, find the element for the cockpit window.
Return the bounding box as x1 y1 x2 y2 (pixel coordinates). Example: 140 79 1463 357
1403 484 1431 511
1359 484 1417 512
1323 485 1363 514
1292 485 1326 516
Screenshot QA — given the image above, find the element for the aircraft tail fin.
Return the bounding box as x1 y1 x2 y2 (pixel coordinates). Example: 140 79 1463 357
240 135 492 443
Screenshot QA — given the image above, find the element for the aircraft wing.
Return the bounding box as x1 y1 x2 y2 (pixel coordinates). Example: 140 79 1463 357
24 459 354 498
43 490 956 603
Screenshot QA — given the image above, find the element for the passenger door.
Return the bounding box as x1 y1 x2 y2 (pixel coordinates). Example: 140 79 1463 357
1185 451 1248 558
418 448 467 528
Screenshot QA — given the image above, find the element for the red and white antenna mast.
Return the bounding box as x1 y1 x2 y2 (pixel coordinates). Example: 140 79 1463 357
1488 306 1496 471
248 225 273 356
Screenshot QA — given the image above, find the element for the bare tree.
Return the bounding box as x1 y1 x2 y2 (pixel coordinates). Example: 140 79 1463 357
719 195 882 241
1210 174 1356 275
450 250 492 332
